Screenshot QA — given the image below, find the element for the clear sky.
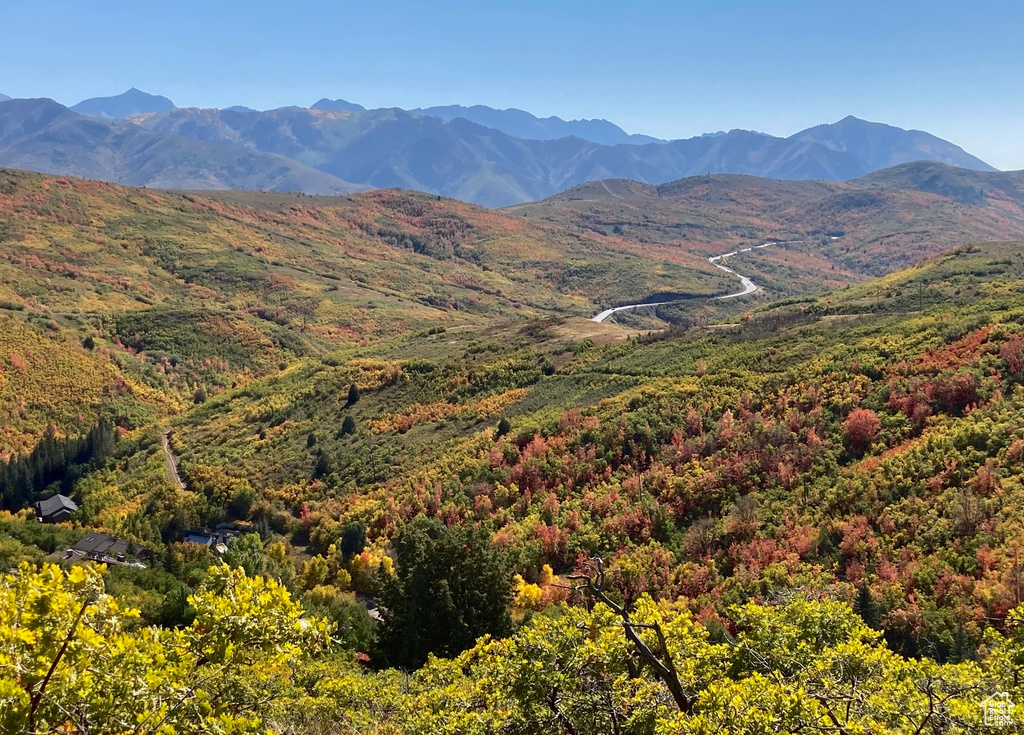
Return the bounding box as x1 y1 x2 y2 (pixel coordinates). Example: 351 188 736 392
3 0 1022 169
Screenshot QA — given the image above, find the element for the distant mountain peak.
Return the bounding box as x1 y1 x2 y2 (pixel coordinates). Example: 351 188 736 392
791 116 995 172
0 93 11 102
311 98 366 112
71 88 175 118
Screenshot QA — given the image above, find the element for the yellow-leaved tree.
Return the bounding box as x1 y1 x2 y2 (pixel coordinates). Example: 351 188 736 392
0 562 328 735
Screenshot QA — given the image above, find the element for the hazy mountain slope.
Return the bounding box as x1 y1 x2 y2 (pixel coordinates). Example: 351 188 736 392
130 105 394 169
70 87 176 117
129 107 869 206
791 115 996 172
567 130 869 184
0 94 10 102
411 104 663 145
311 98 367 112
2 96 999 206
0 98 361 193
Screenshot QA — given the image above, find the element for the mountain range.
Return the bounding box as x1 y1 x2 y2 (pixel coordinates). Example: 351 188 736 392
409 104 663 146
0 98 360 193
0 88 999 206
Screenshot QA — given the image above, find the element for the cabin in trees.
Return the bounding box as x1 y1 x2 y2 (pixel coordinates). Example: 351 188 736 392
35 493 78 523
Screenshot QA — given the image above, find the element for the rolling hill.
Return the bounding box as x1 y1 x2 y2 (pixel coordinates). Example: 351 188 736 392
0 167 733 455
3 164 1024 459
510 162 1024 301
8 173 1024 679
3 161 1024 731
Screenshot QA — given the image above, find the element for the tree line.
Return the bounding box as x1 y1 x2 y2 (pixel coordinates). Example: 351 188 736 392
0 419 117 511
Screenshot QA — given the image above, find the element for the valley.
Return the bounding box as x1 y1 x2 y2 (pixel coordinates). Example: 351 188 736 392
7 0 1024 729
592 242 775 322
3 164 1024 734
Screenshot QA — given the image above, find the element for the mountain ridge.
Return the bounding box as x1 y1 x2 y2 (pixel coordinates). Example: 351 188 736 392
0 98 362 194
410 103 663 146
0 93 1001 206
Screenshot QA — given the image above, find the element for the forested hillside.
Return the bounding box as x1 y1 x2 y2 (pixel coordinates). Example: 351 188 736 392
2 170 1024 733
59 241 1023 658
0 168 729 455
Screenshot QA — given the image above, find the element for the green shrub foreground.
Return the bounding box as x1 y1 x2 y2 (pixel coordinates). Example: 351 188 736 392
2 563 1020 734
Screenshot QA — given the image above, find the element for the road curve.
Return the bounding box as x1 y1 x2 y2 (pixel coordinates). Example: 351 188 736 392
591 242 774 323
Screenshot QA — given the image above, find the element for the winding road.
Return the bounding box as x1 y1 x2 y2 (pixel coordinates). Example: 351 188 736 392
591 242 775 323
162 430 187 490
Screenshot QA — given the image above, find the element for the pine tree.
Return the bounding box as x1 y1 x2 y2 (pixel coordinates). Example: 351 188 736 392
340 415 356 436
947 624 978 663
376 518 513 669
314 450 331 479
855 584 880 630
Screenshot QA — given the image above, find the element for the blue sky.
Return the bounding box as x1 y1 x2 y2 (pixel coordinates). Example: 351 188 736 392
3 0 1022 168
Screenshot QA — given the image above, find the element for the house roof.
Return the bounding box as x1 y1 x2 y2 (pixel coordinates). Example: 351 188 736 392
36 493 78 518
73 532 144 558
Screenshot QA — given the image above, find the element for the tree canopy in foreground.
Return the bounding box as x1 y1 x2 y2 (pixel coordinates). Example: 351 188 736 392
2 562 1022 734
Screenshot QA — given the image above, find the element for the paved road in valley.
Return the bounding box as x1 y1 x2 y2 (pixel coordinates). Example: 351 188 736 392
591 242 776 323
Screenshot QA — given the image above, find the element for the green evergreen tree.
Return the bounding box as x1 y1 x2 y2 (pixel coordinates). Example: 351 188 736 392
340 415 357 436
376 518 513 669
947 624 978 663
340 522 367 560
314 450 331 479
855 584 881 630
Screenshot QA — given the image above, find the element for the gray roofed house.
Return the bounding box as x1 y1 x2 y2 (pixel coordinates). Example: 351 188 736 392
182 528 238 554
35 493 78 523
66 532 147 567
